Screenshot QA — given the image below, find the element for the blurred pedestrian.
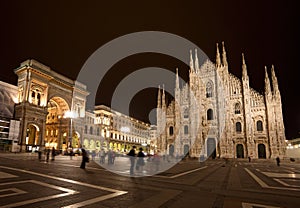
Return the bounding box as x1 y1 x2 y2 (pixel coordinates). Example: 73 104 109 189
51 147 56 161
70 149 73 160
111 150 116 164
38 149 42 161
127 146 136 175
153 150 161 172
80 149 89 169
276 156 280 166
91 151 96 161
248 156 251 162
136 147 145 172
107 149 113 165
46 149 50 162
99 148 105 164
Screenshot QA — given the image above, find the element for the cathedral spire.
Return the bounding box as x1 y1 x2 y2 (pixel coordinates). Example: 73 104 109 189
176 68 179 89
216 43 221 67
162 84 166 109
194 48 199 72
222 41 228 66
157 85 161 108
271 65 280 97
190 50 194 71
242 53 248 79
264 66 271 96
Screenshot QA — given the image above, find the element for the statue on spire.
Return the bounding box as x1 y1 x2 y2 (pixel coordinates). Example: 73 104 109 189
222 41 228 66
242 53 248 79
216 43 221 67
195 48 199 72
176 68 179 89
190 50 194 71
157 85 161 108
264 66 271 96
271 65 280 97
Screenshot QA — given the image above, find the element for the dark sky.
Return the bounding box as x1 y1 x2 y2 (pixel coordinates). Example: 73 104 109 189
0 1 299 139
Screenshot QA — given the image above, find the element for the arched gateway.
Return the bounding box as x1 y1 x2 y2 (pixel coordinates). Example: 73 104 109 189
14 59 89 152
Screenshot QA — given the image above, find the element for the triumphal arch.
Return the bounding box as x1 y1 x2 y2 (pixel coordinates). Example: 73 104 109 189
14 59 89 152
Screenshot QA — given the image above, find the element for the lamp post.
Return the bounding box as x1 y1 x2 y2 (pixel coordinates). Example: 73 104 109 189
64 111 75 150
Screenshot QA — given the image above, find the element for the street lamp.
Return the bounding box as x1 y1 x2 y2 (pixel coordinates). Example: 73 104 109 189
64 111 76 149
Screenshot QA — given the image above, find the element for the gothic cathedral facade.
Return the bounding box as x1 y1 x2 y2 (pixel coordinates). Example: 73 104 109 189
156 43 286 159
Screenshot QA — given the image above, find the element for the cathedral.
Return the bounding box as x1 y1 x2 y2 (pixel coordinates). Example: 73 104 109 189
156 42 286 159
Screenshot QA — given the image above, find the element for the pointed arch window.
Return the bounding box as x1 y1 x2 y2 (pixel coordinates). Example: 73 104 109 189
184 125 189 134
207 109 213 120
184 108 189 118
169 126 174 136
257 120 263 131
206 82 213 98
236 122 242 133
234 103 241 114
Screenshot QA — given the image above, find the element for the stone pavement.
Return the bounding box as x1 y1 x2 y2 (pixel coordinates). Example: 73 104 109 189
0 152 300 207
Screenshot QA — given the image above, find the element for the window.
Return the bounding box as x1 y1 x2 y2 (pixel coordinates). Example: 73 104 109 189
234 103 241 114
37 93 41 106
97 127 100 136
169 126 174 136
206 82 213 98
236 122 242 132
84 125 87 134
257 120 263 131
207 109 213 120
184 108 189 118
184 125 188 134
89 126 93 135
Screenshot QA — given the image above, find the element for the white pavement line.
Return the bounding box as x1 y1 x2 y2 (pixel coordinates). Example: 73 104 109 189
0 188 27 198
0 166 128 207
242 202 280 208
0 165 126 193
0 180 77 208
248 168 300 192
261 172 300 179
62 192 126 208
154 166 208 179
0 171 18 179
273 178 300 188
244 168 269 188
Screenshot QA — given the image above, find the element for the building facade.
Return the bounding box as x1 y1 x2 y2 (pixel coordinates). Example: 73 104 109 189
0 81 20 152
0 59 151 153
156 43 286 159
93 105 150 153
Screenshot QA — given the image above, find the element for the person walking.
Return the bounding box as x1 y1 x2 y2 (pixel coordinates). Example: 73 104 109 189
99 148 105 164
69 149 73 160
127 146 137 175
80 149 89 169
51 147 56 161
153 150 161 172
107 149 113 165
276 156 280 166
46 149 50 163
136 147 145 173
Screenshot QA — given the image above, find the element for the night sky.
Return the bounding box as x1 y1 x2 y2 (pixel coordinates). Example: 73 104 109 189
0 1 299 139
